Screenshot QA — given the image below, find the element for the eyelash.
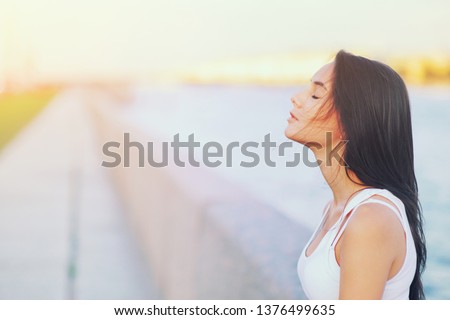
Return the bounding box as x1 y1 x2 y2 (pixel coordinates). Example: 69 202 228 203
312 95 319 99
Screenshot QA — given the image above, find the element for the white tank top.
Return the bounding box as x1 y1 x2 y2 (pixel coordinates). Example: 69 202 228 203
297 188 417 299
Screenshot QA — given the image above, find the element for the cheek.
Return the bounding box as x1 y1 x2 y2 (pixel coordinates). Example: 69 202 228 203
299 100 321 121
318 113 343 143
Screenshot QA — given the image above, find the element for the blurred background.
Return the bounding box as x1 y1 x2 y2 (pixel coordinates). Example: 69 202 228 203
0 0 449 299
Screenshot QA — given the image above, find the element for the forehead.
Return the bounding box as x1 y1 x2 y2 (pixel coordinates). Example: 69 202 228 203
311 61 334 83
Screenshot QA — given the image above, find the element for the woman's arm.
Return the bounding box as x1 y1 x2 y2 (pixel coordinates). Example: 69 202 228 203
338 203 404 299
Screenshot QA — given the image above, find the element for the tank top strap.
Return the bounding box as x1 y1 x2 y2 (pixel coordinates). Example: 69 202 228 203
330 188 402 248
323 200 332 217
305 200 334 250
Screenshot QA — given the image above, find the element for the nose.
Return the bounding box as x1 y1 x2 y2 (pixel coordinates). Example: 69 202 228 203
291 96 299 108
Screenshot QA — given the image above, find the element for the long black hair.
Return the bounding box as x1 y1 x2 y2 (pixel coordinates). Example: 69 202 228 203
321 50 427 299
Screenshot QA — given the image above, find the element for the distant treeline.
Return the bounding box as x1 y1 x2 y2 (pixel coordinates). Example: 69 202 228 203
390 56 450 85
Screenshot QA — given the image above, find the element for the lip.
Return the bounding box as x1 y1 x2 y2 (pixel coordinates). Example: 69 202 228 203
289 111 299 121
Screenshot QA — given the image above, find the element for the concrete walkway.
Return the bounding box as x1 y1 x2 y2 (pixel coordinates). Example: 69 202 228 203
0 88 158 299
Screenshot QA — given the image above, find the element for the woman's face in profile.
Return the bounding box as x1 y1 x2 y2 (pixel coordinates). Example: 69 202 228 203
285 61 340 146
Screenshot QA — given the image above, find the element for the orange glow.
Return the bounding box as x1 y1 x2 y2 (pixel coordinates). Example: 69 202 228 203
0 1 449 87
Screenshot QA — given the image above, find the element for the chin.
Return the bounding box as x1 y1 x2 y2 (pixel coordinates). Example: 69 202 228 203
285 127 300 143
284 127 294 140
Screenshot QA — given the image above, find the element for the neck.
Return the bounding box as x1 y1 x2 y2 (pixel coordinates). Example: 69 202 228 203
312 143 368 210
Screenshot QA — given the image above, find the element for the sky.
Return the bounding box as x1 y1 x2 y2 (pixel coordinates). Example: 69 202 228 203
0 0 449 82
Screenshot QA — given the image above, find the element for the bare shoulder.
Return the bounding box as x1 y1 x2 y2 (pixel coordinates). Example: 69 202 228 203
337 195 406 299
342 197 405 251
347 198 403 234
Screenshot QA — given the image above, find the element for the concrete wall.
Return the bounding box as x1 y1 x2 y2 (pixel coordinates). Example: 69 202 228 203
89 92 311 299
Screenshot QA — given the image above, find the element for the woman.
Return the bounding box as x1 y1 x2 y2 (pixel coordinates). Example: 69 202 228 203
286 50 426 299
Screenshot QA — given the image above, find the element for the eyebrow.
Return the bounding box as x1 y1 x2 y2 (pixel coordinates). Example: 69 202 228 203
310 79 328 90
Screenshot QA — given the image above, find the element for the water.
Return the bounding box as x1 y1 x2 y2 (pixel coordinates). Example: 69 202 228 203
125 83 450 299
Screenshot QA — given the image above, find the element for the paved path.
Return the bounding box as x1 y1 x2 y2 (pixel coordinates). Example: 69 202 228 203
0 88 159 299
